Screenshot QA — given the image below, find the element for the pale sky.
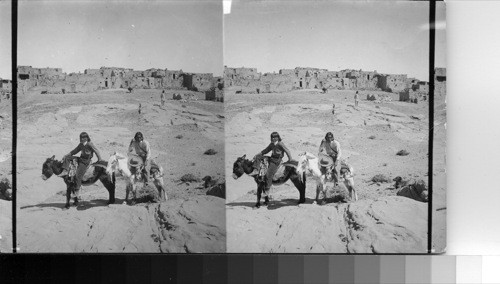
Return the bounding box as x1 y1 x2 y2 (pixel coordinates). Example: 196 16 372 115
225 1 446 81
0 0 11 80
18 0 223 76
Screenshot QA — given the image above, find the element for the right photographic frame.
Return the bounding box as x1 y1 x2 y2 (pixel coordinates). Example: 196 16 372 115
224 0 446 253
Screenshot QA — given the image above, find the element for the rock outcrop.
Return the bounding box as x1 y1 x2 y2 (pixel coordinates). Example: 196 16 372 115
18 196 225 253
227 196 427 253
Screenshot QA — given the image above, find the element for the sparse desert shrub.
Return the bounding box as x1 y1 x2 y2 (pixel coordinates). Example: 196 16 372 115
175 135 183 139
368 135 376 139
204 149 217 155
134 185 161 203
371 174 390 183
396 150 409 156
180 173 200 183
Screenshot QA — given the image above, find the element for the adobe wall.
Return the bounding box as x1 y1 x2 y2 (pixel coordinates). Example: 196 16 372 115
0 79 12 91
225 66 421 94
17 66 216 94
259 73 295 93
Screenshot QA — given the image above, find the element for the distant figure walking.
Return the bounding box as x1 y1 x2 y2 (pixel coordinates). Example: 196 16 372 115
160 90 166 107
354 91 359 107
138 103 142 114
332 103 336 115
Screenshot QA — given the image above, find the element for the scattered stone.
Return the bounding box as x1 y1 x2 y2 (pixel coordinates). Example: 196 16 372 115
371 174 390 183
180 174 200 183
396 179 428 203
206 182 225 199
396 150 409 156
204 149 217 155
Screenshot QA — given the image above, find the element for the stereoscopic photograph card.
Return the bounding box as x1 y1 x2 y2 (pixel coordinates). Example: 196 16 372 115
15 0 225 253
225 0 446 253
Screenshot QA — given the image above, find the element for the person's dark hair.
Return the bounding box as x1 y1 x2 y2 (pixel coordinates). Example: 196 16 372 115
79 132 91 142
134 132 144 141
325 132 334 140
270 131 282 142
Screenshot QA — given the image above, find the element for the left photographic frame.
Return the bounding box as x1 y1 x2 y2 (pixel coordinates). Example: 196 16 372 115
15 0 225 253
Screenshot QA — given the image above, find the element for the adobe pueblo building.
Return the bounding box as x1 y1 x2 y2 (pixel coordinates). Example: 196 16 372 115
224 66 446 102
17 66 223 100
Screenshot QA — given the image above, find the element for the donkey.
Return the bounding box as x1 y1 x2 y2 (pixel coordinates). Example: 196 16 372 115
41 155 116 209
297 152 357 204
106 152 167 204
232 154 306 208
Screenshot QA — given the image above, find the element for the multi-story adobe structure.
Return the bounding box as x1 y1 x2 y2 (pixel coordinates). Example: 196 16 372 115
224 66 433 95
17 66 219 95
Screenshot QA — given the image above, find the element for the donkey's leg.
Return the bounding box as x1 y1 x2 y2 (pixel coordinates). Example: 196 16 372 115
314 182 321 204
64 185 71 209
255 183 263 208
124 182 131 205
73 185 81 206
320 176 328 205
130 180 137 205
100 174 116 205
153 177 167 201
290 175 306 204
344 178 358 202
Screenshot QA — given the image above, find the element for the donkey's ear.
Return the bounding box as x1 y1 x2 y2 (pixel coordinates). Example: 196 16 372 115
113 151 117 155
51 155 55 160
242 154 246 159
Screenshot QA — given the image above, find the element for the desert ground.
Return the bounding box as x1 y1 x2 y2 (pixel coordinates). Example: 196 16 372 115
225 88 446 253
16 89 225 253
0 95 12 253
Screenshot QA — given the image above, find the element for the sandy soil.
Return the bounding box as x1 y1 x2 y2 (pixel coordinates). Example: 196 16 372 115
0 98 12 253
16 89 225 253
225 89 446 253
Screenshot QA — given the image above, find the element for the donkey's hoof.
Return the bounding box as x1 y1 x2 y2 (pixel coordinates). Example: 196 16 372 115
63 205 70 210
254 203 261 208
298 199 306 204
312 201 317 205
122 201 127 205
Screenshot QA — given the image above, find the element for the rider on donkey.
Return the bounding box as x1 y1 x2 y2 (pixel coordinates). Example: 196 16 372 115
252 132 293 197
61 132 103 191
318 131 342 186
128 132 151 184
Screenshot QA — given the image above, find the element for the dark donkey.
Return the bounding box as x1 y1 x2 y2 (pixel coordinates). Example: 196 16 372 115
41 156 116 209
232 154 306 208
